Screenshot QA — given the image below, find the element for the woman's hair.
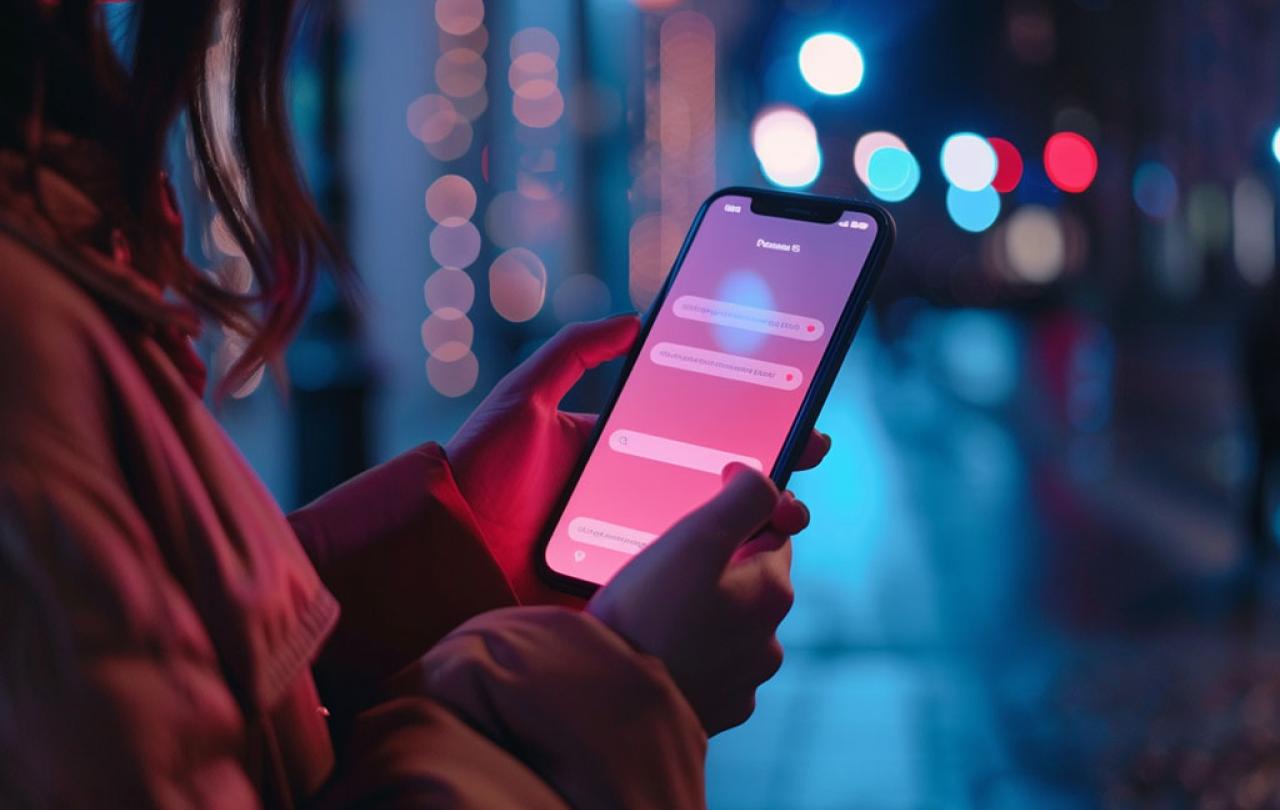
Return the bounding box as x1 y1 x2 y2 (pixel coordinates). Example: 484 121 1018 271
0 0 351 394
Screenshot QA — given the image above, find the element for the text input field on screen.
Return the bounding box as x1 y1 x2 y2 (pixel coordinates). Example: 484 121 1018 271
608 429 764 475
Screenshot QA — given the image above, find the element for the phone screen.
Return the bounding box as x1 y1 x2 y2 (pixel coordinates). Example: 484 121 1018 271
545 194 882 587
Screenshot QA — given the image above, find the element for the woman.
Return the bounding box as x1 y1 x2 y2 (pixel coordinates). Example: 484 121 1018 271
0 2 831 808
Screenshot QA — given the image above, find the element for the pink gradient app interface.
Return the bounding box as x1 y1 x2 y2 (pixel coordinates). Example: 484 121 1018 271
546 195 880 586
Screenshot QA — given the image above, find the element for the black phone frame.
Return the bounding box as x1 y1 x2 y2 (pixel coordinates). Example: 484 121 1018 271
535 186 897 597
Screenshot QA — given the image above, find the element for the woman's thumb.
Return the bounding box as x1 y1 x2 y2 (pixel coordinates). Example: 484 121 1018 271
647 464 779 574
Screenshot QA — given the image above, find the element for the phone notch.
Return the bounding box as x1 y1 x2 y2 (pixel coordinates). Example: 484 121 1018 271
749 194 843 224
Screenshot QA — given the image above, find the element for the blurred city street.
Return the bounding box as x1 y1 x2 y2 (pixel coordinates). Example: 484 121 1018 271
195 1 1280 805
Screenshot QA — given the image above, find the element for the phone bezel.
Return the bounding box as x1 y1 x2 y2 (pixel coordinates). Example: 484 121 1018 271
534 186 896 597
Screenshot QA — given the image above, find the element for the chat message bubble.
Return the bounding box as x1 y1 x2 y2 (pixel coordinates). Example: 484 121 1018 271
568 516 657 555
672 295 825 341
650 342 804 390
609 429 764 475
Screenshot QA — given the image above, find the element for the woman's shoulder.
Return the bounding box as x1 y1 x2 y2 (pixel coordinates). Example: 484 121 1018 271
0 225 129 461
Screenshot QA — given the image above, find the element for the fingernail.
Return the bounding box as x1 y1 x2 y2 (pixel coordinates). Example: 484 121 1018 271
796 499 810 525
721 461 752 482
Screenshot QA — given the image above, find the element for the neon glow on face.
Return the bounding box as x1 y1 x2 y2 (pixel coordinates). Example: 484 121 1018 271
546 195 880 586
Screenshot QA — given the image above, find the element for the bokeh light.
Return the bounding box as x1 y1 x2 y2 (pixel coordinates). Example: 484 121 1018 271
1272 126 1280 165
1186 183 1230 252
435 48 487 98
420 308 474 362
406 94 457 144
209 214 244 258
1233 176 1276 286
213 336 265 400
657 9 717 273
451 88 489 122
940 133 998 192
231 366 266 400
1004 205 1065 283
1043 132 1097 193
509 52 558 91
946 184 1001 232
407 94 473 161
516 148 563 200
512 79 565 128
429 221 482 268
629 213 677 309
424 267 475 312
798 33 864 96
552 274 613 322
438 23 488 55
214 257 254 294
425 174 477 225
424 117 473 161
510 26 560 62
853 131 907 187
1132 161 1178 220
866 147 920 202
435 0 484 37
426 351 479 398
987 137 1024 193
509 27 563 129
751 105 821 188
485 191 565 249
489 247 548 322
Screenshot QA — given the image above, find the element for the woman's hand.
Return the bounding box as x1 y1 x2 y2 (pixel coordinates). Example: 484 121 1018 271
587 463 809 734
446 315 640 603
446 314 831 605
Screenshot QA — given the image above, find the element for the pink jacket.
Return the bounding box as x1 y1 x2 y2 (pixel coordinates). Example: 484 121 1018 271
0 156 706 808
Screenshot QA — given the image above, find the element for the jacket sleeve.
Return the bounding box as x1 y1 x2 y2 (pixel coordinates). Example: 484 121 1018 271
0 454 260 810
319 607 708 810
289 443 520 713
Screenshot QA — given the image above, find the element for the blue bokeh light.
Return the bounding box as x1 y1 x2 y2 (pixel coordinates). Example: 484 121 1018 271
714 270 774 354
867 147 921 203
1132 161 1178 220
945 185 1001 232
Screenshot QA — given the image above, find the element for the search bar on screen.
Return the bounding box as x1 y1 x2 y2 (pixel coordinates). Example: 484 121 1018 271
608 429 763 475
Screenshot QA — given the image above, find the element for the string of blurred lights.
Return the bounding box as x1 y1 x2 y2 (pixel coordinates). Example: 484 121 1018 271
628 8 717 309
415 0 487 398
486 24 560 325
658 12 717 277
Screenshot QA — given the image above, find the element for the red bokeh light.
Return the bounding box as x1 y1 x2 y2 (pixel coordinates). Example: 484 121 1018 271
1043 132 1097 193
988 137 1024 193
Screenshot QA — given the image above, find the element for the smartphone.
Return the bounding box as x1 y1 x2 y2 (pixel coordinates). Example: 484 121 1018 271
538 187 895 595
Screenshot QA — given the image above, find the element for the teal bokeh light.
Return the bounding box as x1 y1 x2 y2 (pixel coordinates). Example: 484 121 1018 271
945 185 1001 232
866 147 920 203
